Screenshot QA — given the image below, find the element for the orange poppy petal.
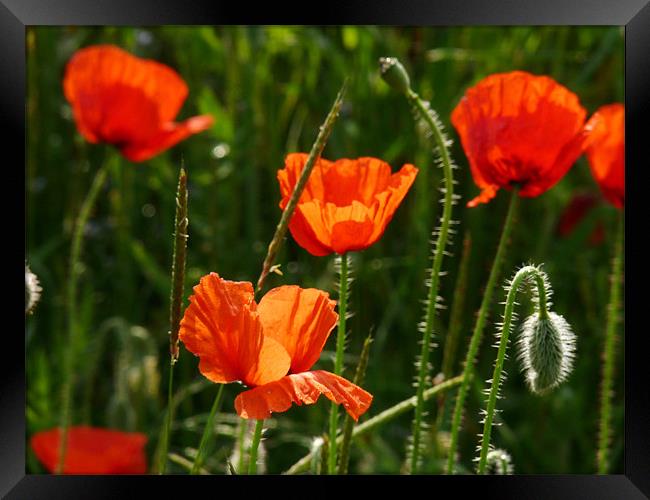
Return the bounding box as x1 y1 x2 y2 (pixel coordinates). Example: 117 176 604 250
286 207 334 257
329 212 375 254
120 114 214 162
367 163 419 242
30 426 147 474
234 370 373 421
278 153 334 206
467 184 499 207
585 103 625 208
320 157 393 206
451 71 586 206
294 199 376 255
179 272 290 387
258 286 338 373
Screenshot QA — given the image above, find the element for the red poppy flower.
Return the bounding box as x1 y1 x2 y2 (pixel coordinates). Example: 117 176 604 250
277 153 418 256
63 44 213 162
30 426 147 474
585 103 625 209
179 273 373 421
451 71 588 207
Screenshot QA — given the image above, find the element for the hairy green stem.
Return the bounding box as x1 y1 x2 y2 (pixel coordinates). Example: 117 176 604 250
247 419 265 475
446 190 519 474
436 232 472 430
404 86 456 473
155 167 189 474
328 253 350 473
338 334 373 474
596 212 624 473
441 232 473 381
256 82 346 293
285 375 463 475
191 384 225 475
476 265 550 474
57 157 111 474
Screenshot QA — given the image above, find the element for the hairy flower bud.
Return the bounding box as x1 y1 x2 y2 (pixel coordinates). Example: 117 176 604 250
517 311 576 394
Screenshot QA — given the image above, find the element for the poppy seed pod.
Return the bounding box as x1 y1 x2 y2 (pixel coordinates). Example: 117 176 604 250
516 311 576 394
379 57 411 94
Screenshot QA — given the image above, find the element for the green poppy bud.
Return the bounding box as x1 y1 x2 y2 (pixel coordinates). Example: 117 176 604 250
379 57 411 94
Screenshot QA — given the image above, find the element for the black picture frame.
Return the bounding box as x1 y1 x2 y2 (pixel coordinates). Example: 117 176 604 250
7 1 649 498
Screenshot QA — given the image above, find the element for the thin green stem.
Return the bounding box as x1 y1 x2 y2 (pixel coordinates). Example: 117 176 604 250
256 82 346 294
328 253 349 474
247 419 265 475
191 384 225 475
338 334 373 474
284 375 463 475
57 157 111 474
236 419 247 474
155 361 175 474
404 86 455 474
597 211 624 474
446 189 519 474
476 265 549 474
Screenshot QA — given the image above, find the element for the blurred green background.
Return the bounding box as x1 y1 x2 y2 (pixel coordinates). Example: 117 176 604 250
25 26 624 474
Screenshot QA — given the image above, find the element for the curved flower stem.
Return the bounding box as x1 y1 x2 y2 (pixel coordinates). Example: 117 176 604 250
57 155 112 474
597 211 624 474
247 419 265 475
446 189 519 474
256 82 346 294
284 375 463 475
403 87 456 473
155 167 189 474
476 265 549 474
190 384 225 475
328 253 350 473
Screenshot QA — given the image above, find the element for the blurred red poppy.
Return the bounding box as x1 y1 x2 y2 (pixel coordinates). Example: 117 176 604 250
30 426 147 474
179 273 373 421
451 71 588 207
585 103 625 209
556 193 605 246
277 153 418 256
63 44 213 162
